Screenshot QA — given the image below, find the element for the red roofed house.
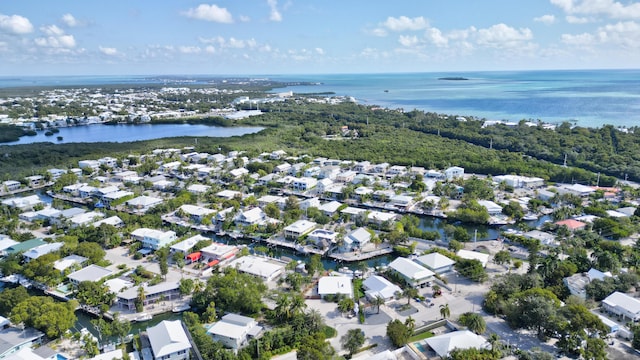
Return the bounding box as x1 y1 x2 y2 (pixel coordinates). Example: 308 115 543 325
555 219 587 232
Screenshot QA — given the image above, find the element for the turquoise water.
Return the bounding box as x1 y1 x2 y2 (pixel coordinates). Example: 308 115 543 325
56 354 69 360
271 70 640 128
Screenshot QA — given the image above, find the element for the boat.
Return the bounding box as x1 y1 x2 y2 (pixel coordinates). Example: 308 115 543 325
135 313 152 322
57 136 63 141
172 304 191 313
523 213 538 221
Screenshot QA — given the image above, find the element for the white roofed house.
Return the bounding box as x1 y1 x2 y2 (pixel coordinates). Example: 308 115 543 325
342 227 372 252
67 264 113 286
283 220 317 240
602 291 640 322
101 190 133 206
318 276 353 299
234 207 267 227
226 255 285 281
457 249 490 268
444 166 464 180
117 282 180 310
125 195 163 213
207 313 262 350
362 275 402 303
178 204 215 223
23 242 64 262
186 183 211 195
170 234 209 256
415 253 456 275
229 167 249 178
146 320 192 360
307 229 338 251
131 228 177 250
292 177 318 191
389 257 435 288
477 200 503 215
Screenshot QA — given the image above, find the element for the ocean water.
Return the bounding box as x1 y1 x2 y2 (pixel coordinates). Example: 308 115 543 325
270 70 640 128
2 70 639 128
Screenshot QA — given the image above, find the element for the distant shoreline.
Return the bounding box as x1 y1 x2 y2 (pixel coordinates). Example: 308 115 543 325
438 77 469 81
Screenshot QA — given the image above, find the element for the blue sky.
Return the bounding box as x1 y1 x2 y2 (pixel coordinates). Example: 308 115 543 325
2 0 640 75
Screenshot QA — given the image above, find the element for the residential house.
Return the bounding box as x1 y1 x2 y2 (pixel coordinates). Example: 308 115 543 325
226 256 285 281
555 219 587 232
292 177 317 191
444 166 464 180
0 327 45 359
342 227 372 252
200 242 238 264
235 207 266 227
47 169 67 181
318 276 353 299
186 184 210 195
24 175 44 187
362 275 402 303
388 257 435 288
415 253 456 275
126 195 163 213
207 314 262 350
67 265 113 286
170 235 209 256
564 268 612 299
318 200 342 216
2 181 21 192
457 249 490 267
131 228 177 250
477 200 503 215
23 242 64 262
424 330 489 358
493 175 544 188
102 190 133 206
353 161 371 173
602 291 640 322
146 320 191 360
117 282 180 310
178 204 215 223
307 229 337 250
335 171 357 183
283 220 317 240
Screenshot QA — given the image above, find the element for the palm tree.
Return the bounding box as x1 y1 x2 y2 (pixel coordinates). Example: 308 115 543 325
275 294 293 320
439 303 450 319
405 316 416 332
403 288 418 305
337 297 355 315
290 294 307 317
372 296 386 314
463 313 487 334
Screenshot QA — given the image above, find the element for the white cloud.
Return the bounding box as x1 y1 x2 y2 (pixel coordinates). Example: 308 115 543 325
35 34 76 48
182 4 233 23
198 36 258 49
99 46 118 55
61 13 80 27
315 47 324 55
205 45 216 54
382 16 429 31
534 14 556 24
370 28 388 37
267 0 282 22
561 32 594 45
562 21 640 48
0 13 34 34
35 25 76 48
398 35 420 47
551 0 640 20
42 25 65 36
179 46 202 54
426 28 449 47
476 23 533 48
239 15 250 22
566 15 591 24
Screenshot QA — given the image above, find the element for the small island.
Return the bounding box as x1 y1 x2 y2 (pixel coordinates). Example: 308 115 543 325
438 76 469 81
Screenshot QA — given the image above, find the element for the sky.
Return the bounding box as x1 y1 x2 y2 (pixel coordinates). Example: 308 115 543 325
2 0 640 75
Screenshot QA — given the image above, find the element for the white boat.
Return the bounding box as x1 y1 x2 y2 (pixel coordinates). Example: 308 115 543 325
523 213 538 221
135 313 152 322
172 304 191 313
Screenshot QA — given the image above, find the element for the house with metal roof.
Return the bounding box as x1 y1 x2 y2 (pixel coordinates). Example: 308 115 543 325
318 276 353 299
388 257 434 288
146 320 191 360
67 264 113 286
23 242 63 262
602 291 640 322
415 253 456 275
206 314 262 350
362 275 402 303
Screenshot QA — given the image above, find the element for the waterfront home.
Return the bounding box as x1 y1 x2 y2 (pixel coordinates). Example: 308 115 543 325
602 291 640 322
225 256 285 281
318 276 353 299
186 184 210 195
307 229 338 250
389 257 435 288
78 159 100 170
200 242 238 264
283 220 317 240
362 275 402 303
69 211 105 228
234 207 267 227
130 228 177 250
92 215 124 228
373 163 390 173
456 249 490 268
0 237 19 257
353 161 371 173
0 327 45 359
257 195 286 209
216 189 242 200
554 219 587 232
112 170 141 183
318 200 342 216
229 168 249 178
1 195 42 210
299 197 321 211
117 282 180 310
177 204 215 223
102 190 134 206
4 238 45 256
146 320 192 360
556 183 595 197
98 157 118 168
477 200 503 215
367 210 397 225
67 264 113 286
24 175 44 187
1 181 21 193
415 253 456 275
493 175 544 188
53 255 87 273
170 234 209 256
336 170 357 183
206 314 262 350
342 227 372 252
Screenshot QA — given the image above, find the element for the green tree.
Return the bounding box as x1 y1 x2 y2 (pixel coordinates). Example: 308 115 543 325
297 332 335 360
0 286 29 316
506 288 560 339
341 328 365 356
372 296 385 314
337 297 355 315
386 319 411 347
10 297 77 338
458 312 486 334
493 250 511 266
403 287 418 305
